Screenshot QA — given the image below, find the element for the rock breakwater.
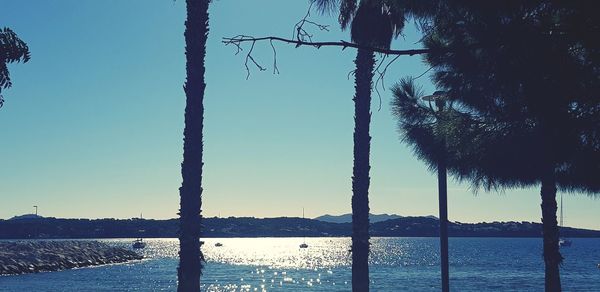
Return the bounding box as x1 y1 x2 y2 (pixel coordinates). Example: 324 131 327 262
0 240 142 275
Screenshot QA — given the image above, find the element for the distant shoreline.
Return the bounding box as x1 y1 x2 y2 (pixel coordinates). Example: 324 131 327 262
1 216 599 239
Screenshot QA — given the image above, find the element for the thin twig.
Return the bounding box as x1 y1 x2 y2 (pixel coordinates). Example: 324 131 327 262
373 53 389 110
245 40 266 79
373 54 401 111
413 65 435 80
270 39 279 75
347 69 357 80
292 2 329 43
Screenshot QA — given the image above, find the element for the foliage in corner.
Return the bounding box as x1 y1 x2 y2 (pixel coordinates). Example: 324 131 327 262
0 27 30 108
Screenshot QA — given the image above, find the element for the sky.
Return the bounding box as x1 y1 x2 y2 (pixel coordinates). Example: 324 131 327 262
1 0 598 230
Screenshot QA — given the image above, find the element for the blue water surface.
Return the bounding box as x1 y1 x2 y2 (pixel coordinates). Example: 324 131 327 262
1 237 599 291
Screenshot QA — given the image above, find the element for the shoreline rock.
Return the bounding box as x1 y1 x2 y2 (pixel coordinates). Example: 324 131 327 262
0 240 142 275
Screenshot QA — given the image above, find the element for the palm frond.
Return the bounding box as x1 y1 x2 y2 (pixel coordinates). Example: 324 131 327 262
311 0 340 15
1 28 30 90
339 0 358 30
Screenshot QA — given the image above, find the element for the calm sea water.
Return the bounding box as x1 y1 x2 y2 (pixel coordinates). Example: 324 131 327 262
1 237 599 291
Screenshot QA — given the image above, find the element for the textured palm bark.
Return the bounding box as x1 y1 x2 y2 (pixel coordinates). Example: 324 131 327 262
178 0 209 291
540 172 562 292
351 48 374 292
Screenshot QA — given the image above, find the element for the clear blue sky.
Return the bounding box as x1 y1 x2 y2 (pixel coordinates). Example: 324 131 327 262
1 0 598 229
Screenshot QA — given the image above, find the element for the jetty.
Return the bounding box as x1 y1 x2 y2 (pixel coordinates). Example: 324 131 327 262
0 240 142 275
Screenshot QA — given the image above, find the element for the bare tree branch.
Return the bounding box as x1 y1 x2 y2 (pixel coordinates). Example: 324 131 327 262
223 35 430 56
223 2 432 86
223 2 429 80
222 35 429 79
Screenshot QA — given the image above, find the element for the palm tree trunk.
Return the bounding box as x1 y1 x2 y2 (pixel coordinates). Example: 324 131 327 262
351 48 374 292
540 171 562 292
178 0 209 291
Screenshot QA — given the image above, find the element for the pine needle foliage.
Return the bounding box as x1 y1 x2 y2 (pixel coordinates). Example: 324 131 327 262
391 2 599 291
392 1 600 195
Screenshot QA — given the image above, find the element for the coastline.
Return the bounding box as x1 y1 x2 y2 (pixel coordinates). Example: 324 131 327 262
2 216 599 239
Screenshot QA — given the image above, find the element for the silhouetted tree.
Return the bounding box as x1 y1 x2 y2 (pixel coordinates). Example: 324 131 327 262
178 0 209 291
392 2 600 291
313 1 407 290
0 27 30 108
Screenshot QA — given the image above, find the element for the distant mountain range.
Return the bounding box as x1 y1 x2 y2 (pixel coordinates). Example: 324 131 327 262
314 213 405 223
1 215 599 239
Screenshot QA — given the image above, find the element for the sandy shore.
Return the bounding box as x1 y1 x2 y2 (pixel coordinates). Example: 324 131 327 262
0 240 142 275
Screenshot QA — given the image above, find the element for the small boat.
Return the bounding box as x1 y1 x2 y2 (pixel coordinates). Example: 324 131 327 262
299 207 308 249
559 238 572 247
597 263 600 269
132 213 146 249
132 238 146 249
215 242 223 247
558 194 572 248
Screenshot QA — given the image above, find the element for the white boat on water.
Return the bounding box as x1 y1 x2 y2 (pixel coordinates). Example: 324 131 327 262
559 238 571 247
300 208 308 249
132 238 146 249
132 213 147 249
558 195 572 247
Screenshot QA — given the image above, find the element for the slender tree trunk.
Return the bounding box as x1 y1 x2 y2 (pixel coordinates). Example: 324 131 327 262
178 0 209 291
438 143 449 292
540 171 562 292
351 48 374 292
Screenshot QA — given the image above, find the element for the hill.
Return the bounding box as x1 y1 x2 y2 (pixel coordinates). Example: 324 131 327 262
314 213 403 223
9 214 45 220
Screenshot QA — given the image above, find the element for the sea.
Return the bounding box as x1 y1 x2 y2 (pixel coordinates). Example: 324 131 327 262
1 237 599 291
